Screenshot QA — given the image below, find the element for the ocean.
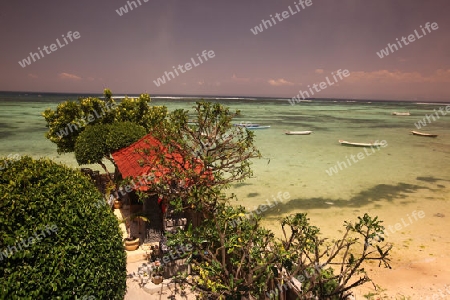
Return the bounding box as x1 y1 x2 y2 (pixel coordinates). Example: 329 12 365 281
1 91 449 238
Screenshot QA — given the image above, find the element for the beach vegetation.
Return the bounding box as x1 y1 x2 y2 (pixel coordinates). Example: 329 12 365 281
168 206 392 299
140 101 261 214
42 89 168 154
74 121 146 175
0 156 127 299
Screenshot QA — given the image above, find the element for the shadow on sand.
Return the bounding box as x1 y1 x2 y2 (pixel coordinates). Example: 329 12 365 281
262 182 430 218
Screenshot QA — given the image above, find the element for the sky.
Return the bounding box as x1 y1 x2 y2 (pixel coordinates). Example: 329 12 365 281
1 0 449 101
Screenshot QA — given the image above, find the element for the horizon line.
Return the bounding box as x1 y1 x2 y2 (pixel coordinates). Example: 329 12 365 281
0 90 447 103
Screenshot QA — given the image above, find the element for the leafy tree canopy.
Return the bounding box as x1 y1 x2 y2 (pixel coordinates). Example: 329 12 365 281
42 89 167 154
74 121 146 166
0 156 127 299
168 204 392 299
140 101 261 212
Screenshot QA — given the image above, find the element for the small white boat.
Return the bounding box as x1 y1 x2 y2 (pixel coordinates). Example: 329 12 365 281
392 112 411 116
285 131 312 135
234 123 270 130
411 131 438 138
339 140 384 147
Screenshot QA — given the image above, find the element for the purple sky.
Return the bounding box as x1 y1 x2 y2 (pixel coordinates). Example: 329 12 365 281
1 0 449 100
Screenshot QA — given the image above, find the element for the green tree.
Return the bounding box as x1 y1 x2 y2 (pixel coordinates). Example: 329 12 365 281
42 90 167 154
138 101 261 213
42 90 116 154
168 206 392 299
168 204 278 299
74 121 146 175
0 156 127 299
277 213 392 299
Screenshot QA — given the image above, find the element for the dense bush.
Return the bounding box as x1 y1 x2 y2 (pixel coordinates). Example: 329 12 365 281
168 203 392 299
42 90 168 154
0 156 126 299
74 121 146 165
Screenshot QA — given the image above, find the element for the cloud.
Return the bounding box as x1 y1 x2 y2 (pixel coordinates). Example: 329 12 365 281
193 80 220 87
28 73 38 79
231 74 250 83
58 72 81 80
346 69 450 84
268 78 295 86
434 69 450 82
315 69 324 74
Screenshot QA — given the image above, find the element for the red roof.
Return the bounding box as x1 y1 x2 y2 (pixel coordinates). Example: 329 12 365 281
112 134 204 191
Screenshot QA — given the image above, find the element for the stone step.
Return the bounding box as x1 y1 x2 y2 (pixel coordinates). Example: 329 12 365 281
126 248 148 263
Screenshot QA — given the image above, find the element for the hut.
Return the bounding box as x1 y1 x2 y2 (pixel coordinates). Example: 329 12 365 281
111 133 204 247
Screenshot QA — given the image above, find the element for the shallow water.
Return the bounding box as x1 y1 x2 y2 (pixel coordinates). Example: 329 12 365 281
1 93 449 238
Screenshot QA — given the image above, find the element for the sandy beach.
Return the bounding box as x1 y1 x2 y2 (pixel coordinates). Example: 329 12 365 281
121 188 450 299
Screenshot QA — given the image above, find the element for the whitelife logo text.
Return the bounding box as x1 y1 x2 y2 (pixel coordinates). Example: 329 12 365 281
326 141 388 176
414 104 450 129
18 31 81 68
153 50 215 87
115 0 149 16
289 69 350 105
250 0 313 35
376 22 438 59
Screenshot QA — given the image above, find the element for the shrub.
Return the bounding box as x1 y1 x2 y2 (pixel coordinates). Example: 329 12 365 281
74 121 146 165
42 90 168 154
0 156 127 299
168 204 392 299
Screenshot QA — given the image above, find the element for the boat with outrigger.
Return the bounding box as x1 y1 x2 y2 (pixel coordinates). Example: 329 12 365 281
411 130 438 138
339 139 385 147
234 122 270 130
285 131 313 135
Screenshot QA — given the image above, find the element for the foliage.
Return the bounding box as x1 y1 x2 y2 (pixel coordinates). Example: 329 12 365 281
0 156 127 299
167 204 277 299
168 206 392 300
114 94 167 131
74 121 146 167
42 90 116 154
138 101 261 213
278 213 392 299
42 90 167 154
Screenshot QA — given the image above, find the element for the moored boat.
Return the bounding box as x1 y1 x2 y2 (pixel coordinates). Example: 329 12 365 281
285 131 312 135
339 139 384 147
392 112 411 116
411 131 438 137
234 122 270 129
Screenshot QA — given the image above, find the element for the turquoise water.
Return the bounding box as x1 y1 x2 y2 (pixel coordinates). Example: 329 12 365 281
1 92 449 237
